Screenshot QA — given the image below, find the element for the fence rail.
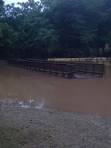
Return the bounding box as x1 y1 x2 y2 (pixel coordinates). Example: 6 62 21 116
48 57 111 65
7 59 105 79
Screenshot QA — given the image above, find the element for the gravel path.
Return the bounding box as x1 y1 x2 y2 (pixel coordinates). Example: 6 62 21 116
0 106 111 148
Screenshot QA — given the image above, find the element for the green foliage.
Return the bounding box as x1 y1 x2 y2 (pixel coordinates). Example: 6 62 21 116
0 22 18 58
0 0 4 15
0 0 111 58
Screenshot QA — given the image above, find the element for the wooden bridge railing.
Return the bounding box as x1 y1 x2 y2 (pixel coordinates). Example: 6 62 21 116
7 59 105 78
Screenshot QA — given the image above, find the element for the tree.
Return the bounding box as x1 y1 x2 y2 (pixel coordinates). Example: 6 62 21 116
0 0 110 59
0 0 4 17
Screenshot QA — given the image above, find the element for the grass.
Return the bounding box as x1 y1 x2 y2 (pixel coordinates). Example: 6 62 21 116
0 127 54 148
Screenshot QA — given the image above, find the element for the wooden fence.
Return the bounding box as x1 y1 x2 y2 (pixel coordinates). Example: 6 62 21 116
8 59 105 79
48 57 111 65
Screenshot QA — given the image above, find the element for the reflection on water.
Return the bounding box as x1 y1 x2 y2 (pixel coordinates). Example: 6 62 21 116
0 98 45 109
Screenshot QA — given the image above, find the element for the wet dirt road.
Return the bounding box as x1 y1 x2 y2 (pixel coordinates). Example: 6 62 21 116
0 61 111 115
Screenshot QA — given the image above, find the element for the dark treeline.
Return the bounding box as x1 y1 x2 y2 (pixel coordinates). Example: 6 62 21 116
0 0 111 59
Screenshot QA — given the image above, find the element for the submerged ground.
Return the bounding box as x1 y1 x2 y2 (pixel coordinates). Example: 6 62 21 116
0 61 111 147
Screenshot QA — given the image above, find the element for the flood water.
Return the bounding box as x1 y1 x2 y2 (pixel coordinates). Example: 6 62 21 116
0 61 111 115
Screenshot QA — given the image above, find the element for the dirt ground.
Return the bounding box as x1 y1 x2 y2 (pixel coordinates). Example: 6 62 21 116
0 61 111 115
0 106 111 148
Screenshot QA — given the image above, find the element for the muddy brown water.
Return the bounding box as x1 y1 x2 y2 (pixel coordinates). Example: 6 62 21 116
0 61 111 115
